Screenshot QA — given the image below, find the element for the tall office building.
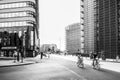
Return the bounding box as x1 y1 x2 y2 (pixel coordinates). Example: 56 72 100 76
65 23 81 54
80 0 84 54
81 0 95 54
96 0 120 59
0 0 39 57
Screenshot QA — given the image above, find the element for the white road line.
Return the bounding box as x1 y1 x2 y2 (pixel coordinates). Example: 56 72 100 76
56 63 87 80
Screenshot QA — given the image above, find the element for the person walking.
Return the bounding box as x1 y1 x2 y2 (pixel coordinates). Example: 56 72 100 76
13 50 17 63
40 52 43 59
16 49 20 62
20 51 24 63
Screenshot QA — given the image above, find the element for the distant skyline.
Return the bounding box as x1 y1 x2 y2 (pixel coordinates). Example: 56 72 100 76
39 0 80 50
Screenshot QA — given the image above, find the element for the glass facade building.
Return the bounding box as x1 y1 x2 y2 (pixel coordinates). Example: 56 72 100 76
96 0 120 59
65 23 81 54
0 0 39 57
81 0 95 54
80 0 84 54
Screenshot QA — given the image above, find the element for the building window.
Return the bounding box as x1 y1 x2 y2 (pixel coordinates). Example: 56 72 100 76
0 1 35 10
0 21 34 27
0 11 35 18
27 1 35 8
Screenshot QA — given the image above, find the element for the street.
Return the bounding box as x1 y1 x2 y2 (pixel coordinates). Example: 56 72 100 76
0 55 120 80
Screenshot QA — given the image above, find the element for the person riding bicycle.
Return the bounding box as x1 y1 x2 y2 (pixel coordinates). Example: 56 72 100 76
92 52 98 67
77 53 83 66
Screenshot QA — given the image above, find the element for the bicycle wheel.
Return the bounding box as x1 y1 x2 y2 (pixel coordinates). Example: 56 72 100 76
97 64 100 70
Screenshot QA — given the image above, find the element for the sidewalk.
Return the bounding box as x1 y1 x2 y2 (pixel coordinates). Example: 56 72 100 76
0 56 40 67
52 54 120 73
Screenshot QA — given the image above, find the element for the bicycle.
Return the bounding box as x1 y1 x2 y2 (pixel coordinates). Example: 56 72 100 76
92 59 100 70
77 57 84 68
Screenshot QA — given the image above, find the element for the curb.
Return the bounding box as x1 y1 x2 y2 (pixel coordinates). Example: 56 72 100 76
0 57 41 68
0 62 35 68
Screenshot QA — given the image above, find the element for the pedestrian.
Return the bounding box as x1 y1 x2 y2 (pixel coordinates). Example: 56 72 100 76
47 51 50 58
20 51 24 63
40 52 43 59
17 49 20 62
13 50 17 63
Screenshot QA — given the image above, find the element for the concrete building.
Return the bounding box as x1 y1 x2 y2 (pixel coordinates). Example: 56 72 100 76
96 0 120 59
65 23 81 54
81 0 95 54
0 0 39 57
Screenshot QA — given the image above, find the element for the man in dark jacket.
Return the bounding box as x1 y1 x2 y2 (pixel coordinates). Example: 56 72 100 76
40 52 43 59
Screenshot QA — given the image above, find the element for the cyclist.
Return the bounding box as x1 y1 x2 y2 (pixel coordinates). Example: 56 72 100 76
92 52 98 67
77 53 84 68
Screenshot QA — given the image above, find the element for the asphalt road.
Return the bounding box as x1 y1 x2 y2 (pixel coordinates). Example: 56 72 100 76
0 55 120 80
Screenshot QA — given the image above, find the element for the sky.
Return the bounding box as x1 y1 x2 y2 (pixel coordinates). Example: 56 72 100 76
39 0 80 51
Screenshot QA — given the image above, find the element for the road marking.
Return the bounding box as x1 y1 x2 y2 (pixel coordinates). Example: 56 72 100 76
56 63 87 80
